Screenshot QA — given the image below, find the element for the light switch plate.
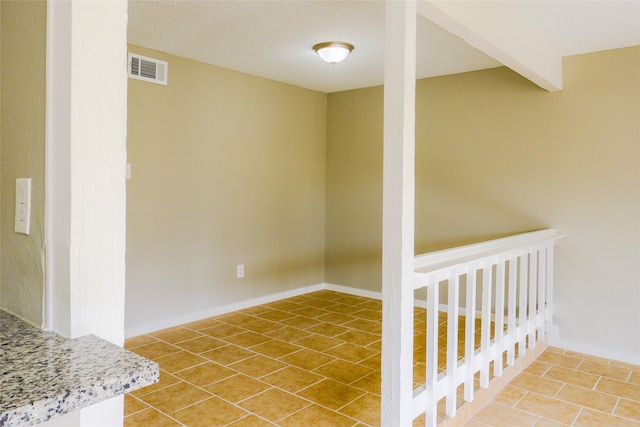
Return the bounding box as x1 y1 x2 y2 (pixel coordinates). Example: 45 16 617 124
15 178 32 235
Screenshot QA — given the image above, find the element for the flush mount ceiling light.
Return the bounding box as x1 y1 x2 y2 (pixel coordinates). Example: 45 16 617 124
313 41 354 64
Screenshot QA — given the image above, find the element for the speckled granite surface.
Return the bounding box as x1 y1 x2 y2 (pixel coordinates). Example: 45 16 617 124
0 310 159 427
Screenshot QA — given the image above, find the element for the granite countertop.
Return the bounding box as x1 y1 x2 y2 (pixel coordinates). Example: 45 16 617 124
0 310 159 427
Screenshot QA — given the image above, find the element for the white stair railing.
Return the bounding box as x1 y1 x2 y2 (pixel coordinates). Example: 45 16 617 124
411 229 563 426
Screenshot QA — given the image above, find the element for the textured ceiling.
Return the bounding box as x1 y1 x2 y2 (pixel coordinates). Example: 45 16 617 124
128 1 640 93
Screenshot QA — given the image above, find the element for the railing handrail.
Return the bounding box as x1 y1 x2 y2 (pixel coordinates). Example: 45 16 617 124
414 229 564 274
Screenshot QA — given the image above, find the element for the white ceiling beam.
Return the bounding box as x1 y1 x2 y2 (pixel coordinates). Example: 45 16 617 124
417 1 563 91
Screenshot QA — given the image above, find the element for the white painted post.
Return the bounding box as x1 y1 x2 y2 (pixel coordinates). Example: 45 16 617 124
528 250 538 347
538 247 547 336
480 263 493 388
426 277 439 427
381 1 417 426
464 267 476 402
446 271 460 416
494 258 506 377
518 254 529 356
507 255 517 365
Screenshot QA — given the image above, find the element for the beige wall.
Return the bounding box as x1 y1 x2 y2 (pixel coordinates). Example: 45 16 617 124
126 46 327 334
326 47 640 360
0 0 47 325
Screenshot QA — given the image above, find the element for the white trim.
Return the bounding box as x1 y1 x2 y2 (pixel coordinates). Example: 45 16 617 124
125 283 325 338
324 283 383 300
550 337 640 366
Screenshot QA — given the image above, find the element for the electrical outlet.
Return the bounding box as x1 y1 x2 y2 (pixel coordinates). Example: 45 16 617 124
14 178 32 235
236 264 244 279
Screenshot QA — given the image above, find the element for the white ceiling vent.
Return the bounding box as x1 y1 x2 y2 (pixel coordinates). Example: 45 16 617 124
128 53 168 85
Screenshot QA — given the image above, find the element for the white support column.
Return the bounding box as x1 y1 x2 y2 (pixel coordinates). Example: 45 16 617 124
381 1 417 426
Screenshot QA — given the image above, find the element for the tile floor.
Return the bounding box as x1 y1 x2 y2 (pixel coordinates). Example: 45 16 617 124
124 290 640 427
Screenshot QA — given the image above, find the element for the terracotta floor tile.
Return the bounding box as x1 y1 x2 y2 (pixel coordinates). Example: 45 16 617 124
357 301 382 311
303 299 339 309
313 359 374 384
494 385 528 407
536 351 583 370
630 370 640 385
298 379 366 410
516 392 581 425
227 414 277 426
509 372 564 397
155 350 208 373
260 366 323 393
174 335 226 354
200 323 245 339
544 366 599 389
242 319 283 334
264 326 311 342
218 312 258 326
131 341 181 360
224 331 273 348
229 354 287 378
335 330 380 346
574 408 640 427
280 315 323 329
351 371 381 395
473 402 538 427
265 300 304 311
181 317 221 331
254 309 296 322
130 370 181 397
172 397 248 427
596 377 640 401
340 393 381 426
325 343 379 364
124 394 149 416
124 408 182 427
318 312 357 325
366 340 382 352
325 303 363 315
138 381 211 414
615 398 640 422
174 361 235 387
238 388 309 423
204 374 271 403
279 404 358 427
307 322 351 337
251 339 302 358
351 308 382 321
149 326 204 344
294 334 342 352
201 344 255 365
578 359 631 382
125 335 158 349
280 348 335 370
556 384 618 413
525 361 552 376
293 306 332 318
343 318 382 334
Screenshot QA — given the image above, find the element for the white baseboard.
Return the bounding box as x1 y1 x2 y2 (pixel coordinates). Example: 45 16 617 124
324 283 382 300
550 336 640 366
125 283 325 338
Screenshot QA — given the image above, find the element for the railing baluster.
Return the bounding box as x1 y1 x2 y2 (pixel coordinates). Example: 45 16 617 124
507 254 517 366
425 275 439 427
518 253 529 356
464 267 476 402
528 249 539 347
546 245 555 334
538 247 547 337
494 258 506 377
480 262 493 388
446 271 460 416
